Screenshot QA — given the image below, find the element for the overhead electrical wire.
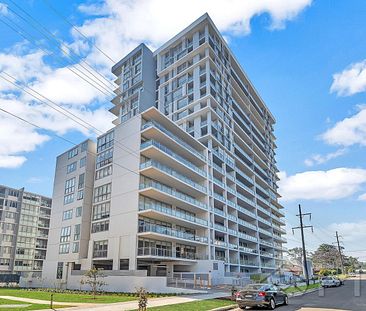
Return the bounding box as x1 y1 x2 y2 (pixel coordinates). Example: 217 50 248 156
41 0 116 63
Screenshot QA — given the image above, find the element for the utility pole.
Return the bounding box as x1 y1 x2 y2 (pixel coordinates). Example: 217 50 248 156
335 231 345 274
292 204 313 286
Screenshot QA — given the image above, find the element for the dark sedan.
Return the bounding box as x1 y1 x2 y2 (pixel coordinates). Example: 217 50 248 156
235 283 288 310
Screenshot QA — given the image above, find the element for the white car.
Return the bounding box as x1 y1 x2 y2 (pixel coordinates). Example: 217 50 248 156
321 276 341 287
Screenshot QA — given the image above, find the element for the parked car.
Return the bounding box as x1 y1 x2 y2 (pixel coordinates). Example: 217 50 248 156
321 276 341 287
335 277 345 285
236 283 288 310
349 272 356 277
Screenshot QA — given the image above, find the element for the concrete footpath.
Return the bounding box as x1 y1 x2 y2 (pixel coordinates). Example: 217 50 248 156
1 291 229 311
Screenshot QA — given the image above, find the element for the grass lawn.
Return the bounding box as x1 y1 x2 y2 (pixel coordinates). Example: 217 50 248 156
0 297 65 310
284 283 320 294
0 288 138 303
141 299 235 311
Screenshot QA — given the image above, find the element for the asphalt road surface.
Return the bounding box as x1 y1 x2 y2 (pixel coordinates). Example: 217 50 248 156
234 279 366 311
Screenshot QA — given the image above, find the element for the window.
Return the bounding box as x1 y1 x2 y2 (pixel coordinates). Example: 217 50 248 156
93 183 111 203
93 240 108 258
65 178 76 194
77 190 84 200
97 131 114 152
67 162 77 174
59 244 69 254
56 262 63 279
74 224 80 241
64 194 74 205
75 206 82 217
67 147 78 159
81 141 88 152
72 242 79 253
96 148 113 169
80 156 86 168
78 174 85 189
120 259 129 270
60 226 71 242
92 202 110 220
95 166 112 180
91 220 109 233
62 209 73 220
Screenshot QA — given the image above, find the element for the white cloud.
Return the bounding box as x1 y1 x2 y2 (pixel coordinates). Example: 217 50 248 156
278 168 366 201
321 106 366 147
0 3 8 16
75 0 312 67
331 60 366 96
304 148 347 167
328 220 366 259
357 193 366 201
0 0 312 168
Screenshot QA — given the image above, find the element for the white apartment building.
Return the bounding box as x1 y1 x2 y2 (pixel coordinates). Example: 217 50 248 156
0 185 51 279
41 14 286 292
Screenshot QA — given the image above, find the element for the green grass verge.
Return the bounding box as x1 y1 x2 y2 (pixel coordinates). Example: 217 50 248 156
284 283 320 294
141 299 235 311
0 298 65 310
0 288 137 303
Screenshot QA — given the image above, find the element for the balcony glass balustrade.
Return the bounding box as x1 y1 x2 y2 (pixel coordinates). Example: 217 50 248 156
140 140 206 177
139 178 207 210
141 120 206 161
140 160 206 193
138 223 208 243
139 201 208 226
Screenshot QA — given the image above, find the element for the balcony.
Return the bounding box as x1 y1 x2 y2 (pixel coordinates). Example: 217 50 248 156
238 232 257 242
214 223 227 232
140 140 206 178
240 260 258 267
139 178 207 212
260 250 274 258
259 239 274 247
138 223 208 244
237 218 257 230
239 246 258 254
258 216 272 226
214 240 227 248
140 160 207 195
141 120 206 162
139 201 207 228
137 247 200 261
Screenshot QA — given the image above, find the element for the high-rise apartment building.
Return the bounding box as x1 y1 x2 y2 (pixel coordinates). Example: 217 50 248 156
0 185 51 278
42 14 286 292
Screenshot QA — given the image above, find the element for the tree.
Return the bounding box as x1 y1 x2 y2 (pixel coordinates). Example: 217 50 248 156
312 244 339 270
136 287 148 311
287 247 312 266
81 267 107 299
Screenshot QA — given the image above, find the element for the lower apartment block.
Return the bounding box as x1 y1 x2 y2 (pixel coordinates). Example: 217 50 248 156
40 107 286 292
0 185 51 279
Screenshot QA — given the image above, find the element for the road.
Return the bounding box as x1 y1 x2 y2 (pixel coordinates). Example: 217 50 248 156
234 279 366 311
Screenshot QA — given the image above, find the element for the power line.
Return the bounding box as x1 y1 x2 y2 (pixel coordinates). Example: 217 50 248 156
0 72 141 159
0 16 112 97
0 107 139 177
41 0 116 63
4 0 116 95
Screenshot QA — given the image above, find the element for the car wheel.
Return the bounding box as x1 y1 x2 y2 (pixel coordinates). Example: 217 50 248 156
268 298 276 310
283 295 289 305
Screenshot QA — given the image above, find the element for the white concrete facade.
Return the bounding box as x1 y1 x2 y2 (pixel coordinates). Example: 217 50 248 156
41 14 286 292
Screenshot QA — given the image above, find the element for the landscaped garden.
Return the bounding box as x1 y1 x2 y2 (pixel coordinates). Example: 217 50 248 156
139 299 235 311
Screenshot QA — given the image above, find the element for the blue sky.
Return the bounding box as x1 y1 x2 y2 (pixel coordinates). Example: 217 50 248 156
1 0 366 259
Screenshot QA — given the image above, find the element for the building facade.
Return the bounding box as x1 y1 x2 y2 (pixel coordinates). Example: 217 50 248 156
42 14 286 291
0 185 51 278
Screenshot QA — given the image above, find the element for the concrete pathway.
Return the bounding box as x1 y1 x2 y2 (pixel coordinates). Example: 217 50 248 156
0 295 96 306
56 291 230 311
0 304 31 309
